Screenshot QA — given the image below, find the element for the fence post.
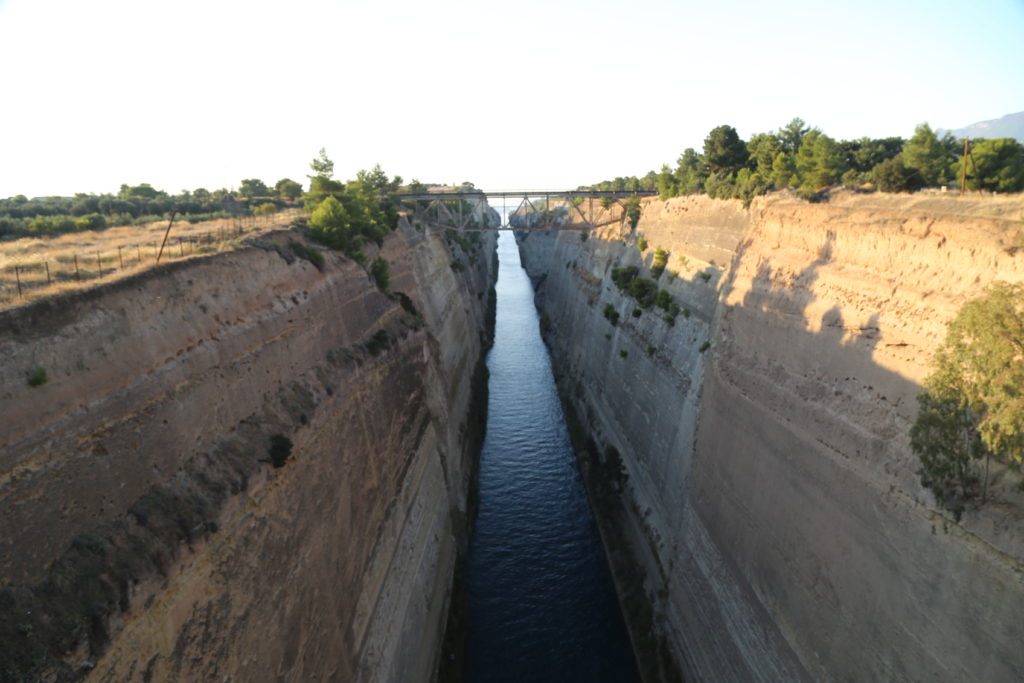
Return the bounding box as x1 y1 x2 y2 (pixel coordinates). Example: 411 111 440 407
118 246 124 270
45 261 51 286
96 252 102 278
137 244 142 263
74 254 81 281
15 265 22 298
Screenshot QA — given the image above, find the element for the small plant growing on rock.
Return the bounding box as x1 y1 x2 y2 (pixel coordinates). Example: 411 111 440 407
371 257 390 291
603 304 620 326
637 236 648 251
27 366 48 387
269 434 293 468
699 271 712 283
699 341 711 353
366 329 391 356
650 248 668 278
619 349 628 358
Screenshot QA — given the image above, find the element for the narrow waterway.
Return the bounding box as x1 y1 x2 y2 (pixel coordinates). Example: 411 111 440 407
464 232 640 682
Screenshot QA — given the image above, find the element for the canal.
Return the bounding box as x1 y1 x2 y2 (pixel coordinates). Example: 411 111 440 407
463 231 640 682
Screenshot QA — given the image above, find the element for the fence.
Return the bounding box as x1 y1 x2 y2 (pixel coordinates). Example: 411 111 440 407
0 208 304 308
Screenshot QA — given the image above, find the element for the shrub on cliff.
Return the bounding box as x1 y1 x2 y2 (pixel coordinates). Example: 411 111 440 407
371 257 390 291
625 196 642 230
268 434 293 468
912 281 1024 520
650 248 668 278
603 304 620 326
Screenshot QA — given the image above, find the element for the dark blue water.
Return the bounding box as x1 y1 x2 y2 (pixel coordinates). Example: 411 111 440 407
464 233 640 682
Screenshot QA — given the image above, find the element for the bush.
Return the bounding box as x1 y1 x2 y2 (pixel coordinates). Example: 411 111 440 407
611 266 639 290
656 289 672 311
27 366 48 387
395 291 419 317
625 195 642 230
290 240 325 271
650 248 668 278
699 341 711 353
699 271 712 283
366 329 391 355
450 260 465 272
268 434 293 468
632 308 642 318
873 155 924 193
580 230 588 241
619 349 628 358
637 236 648 251
603 304 620 326
628 278 658 308
371 257 390 291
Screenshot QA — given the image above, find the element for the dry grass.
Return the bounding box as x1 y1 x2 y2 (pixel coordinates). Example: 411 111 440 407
0 208 304 310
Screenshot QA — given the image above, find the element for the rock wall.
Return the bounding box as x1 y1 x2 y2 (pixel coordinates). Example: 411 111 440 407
517 191 1024 682
0 218 496 682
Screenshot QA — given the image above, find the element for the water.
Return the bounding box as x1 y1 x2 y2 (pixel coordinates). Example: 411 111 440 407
464 233 640 682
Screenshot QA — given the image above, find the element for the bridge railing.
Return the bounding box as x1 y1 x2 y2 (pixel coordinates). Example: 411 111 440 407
394 189 656 231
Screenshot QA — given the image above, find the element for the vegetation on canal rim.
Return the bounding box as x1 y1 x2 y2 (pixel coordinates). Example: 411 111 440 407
0 178 303 239
584 119 1024 206
912 282 1024 521
305 150 404 264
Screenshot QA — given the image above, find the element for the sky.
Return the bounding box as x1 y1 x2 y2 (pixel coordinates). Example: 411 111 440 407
0 0 1022 198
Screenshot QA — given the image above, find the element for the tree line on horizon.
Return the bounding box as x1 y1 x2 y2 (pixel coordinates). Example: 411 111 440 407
0 177 305 239
587 118 1024 205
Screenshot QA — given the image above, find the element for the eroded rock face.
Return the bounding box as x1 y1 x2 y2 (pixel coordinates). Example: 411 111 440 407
0 219 496 682
518 191 1024 682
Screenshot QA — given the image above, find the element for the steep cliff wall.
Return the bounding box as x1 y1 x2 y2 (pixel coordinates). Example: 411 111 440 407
0 218 496 682
517 192 1024 681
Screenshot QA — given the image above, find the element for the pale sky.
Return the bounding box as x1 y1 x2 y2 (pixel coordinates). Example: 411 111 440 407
1 0 1022 198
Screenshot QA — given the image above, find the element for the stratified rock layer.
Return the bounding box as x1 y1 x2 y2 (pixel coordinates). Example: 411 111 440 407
0 219 496 682
517 191 1024 682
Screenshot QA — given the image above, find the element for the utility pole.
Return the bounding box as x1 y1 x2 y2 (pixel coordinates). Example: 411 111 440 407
960 137 970 196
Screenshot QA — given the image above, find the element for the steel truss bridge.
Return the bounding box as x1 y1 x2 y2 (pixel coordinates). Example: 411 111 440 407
393 189 658 231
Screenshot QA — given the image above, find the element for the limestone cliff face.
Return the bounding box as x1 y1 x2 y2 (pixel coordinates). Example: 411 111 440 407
0 219 496 682
517 192 1024 682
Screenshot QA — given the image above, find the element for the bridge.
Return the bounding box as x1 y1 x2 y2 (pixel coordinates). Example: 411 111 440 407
393 189 658 231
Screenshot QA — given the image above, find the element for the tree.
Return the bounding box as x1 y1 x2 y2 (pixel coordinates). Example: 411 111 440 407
309 147 334 180
771 152 796 188
795 130 846 190
275 178 303 200
656 164 680 199
778 117 809 154
238 178 270 199
936 282 1024 463
963 138 1024 193
308 196 355 255
873 155 924 193
747 133 782 179
912 387 987 521
674 148 707 194
703 125 749 175
912 281 1024 519
903 123 956 187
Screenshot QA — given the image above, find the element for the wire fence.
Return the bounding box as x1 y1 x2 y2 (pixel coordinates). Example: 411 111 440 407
0 208 304 308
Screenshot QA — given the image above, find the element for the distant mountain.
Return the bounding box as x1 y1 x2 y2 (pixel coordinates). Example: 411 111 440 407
944 111 1024 142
